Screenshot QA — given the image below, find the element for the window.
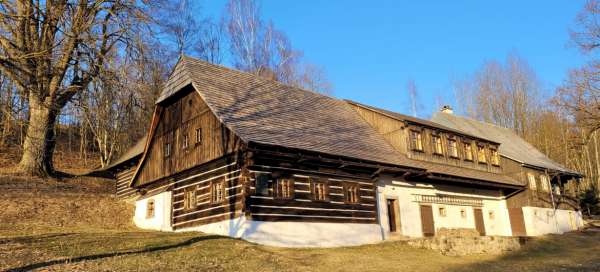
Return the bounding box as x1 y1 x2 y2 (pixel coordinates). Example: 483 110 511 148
183 186 197 210
211 179 226 203
146 199 155 218
489 211 495 220
527 173 537 190
477 145 486 163
464 142 473 161
195 128 202 145
182 134 189 149
432 134 443 155
460 208 467 218
448 138 458 158
540 175 550 192
255 174 271 196
165 142 171 158
344 184 360 204
312 181 328 201
275 179 294 199
439 206 447 217
410 130 423 151
490 148 500 166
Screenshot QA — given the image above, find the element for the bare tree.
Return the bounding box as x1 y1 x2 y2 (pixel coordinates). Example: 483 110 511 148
406 79 420 117
0 0 151 177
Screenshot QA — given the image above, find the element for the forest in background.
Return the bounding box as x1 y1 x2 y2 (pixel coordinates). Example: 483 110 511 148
0 0 599 209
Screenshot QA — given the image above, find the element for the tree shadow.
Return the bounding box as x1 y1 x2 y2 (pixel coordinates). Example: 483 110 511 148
5 235 222 272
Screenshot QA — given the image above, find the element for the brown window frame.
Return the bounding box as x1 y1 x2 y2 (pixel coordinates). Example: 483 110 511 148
311 179 329 202
409 130 424 152
477 144 487 164
274 178 294 199
182 133 189 150
255 173 271 196
195 128 203 146
463 141 474 161
447 137 459 158
490 148 500 166
164 142 172 158
432 134 443 155
344 183 360 204
211 179 227 204
183 186 197 210
146 199 155 218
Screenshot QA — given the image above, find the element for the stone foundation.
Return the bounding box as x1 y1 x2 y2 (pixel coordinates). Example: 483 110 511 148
407 228 524 256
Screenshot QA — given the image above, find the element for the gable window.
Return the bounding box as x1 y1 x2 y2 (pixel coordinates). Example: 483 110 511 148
275 179 294 199
211 179 226 203
255 174 271 196
410 130 423 151
527 173 537 190
195 128 202 145
448 138 458 158
146 199 155 218
182 134 189 149
312 180 328 201
477 145 487 163
183 186 197 210
344 184 360 204
540 175 550 192
165 142 171 158
432 134 443 155
490 148 500 166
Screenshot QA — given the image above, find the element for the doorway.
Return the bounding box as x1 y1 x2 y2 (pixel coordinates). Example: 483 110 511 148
474 208 486 236
386 199 400 233
420 205 435 237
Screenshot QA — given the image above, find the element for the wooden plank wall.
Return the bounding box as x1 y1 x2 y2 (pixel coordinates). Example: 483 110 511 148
136 88 242 186
245 168 378 224
115 166 137 199
171 156 245 230
349 104 502 174
506 165 579 210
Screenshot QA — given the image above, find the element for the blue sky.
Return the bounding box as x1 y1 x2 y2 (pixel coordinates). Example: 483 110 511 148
198 1 588 118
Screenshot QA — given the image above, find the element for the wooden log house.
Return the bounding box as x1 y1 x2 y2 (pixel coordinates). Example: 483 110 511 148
120 55 583 247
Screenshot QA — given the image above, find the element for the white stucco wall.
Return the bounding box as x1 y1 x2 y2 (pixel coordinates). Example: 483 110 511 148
377 175 512 238
177 216 383 247
133 191 173 231
522 207 584 236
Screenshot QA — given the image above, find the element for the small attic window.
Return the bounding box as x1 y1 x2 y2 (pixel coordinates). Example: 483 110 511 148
188 98 193 106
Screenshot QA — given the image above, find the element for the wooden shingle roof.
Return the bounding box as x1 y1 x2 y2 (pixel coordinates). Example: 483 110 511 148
166 56 425 169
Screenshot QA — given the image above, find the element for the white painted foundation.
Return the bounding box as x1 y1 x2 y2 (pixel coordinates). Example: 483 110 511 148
177 216 384 247
133 191 173 231
522 207 584 236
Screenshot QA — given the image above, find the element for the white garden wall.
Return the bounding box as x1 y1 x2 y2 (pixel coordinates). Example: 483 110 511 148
522 207 584 236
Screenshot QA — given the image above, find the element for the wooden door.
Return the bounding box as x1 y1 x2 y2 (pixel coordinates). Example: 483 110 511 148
420 205 435 237
508 208 527 236
474 208 486 236
387 199 400 232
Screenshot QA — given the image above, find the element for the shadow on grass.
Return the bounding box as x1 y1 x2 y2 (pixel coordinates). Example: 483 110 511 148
448 232 600 272
0 233 76 245
6 234 222 272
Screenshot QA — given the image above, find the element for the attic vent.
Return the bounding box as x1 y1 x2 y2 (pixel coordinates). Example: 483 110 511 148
441 105 453 114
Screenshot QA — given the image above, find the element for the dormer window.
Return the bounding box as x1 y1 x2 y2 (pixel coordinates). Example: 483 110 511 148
410 130 423 151
448 138 458 158
477 144 486 163
464 142 473 161
432 134 443 155
490 148 500 166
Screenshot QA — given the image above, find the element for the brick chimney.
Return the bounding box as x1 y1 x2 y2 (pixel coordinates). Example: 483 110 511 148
441 105 453 114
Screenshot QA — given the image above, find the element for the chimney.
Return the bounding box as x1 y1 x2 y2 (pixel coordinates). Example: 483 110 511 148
441 105 453 114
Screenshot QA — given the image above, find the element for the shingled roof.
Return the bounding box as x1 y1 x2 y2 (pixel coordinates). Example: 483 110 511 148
85 135 146 177
431 112 580 176
159 56 426 169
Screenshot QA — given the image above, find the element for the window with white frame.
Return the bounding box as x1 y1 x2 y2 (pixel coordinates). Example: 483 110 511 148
527 173 537 190
540 174 550 192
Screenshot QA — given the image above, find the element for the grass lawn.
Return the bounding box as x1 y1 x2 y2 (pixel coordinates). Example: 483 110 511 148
1 226 600 271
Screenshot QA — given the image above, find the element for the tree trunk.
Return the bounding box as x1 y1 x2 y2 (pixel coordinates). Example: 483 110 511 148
18 98 58 177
